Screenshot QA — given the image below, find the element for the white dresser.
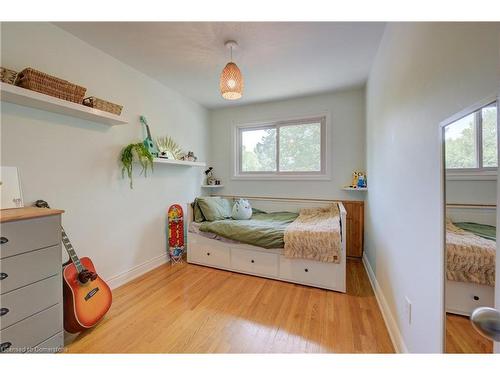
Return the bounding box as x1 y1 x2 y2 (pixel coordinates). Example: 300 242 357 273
0 207 64 353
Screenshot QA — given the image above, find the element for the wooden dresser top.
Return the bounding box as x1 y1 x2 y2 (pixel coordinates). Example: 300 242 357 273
0 207 64 223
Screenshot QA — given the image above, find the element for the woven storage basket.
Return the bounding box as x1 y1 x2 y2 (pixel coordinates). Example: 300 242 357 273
16 67 87 103
1 67 18 85
83 96 123 115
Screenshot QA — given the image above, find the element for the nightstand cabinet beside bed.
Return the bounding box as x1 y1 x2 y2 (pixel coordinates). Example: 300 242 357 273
0 207 64 353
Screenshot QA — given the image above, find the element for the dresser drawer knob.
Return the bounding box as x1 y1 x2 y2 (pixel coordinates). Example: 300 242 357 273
251 260 255 263
0 308 8 316
0 237 8 245
473 295 480 301
0 342 12 353
0 273 7 280
304 268 309 272
206 252 210 256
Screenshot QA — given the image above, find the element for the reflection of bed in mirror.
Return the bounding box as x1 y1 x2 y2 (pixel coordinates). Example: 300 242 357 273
446 203 496 316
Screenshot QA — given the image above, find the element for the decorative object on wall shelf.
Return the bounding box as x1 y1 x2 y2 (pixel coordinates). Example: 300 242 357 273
220 40 244 100
120 143 154 189
156 136 182 160
343 170 367 191
180 151 198 162
204 166 222 186
153 158 206 167
0 82 127 125
0 67 17 84
139 115 159 157
16 67 87 103
83 96 123 115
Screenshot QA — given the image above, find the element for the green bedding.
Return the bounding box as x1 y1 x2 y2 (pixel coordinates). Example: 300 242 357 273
454 222 496 241
199 211 299 249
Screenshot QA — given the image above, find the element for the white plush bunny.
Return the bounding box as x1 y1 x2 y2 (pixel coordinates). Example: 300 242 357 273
232 199 252 220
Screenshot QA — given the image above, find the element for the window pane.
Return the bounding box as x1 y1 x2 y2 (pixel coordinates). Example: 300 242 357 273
279 123 321 172
445 113 477 169
241 128 276 172
482 104 498 168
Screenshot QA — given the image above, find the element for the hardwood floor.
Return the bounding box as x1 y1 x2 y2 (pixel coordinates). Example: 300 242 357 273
65 258 394 353
446 313 492 353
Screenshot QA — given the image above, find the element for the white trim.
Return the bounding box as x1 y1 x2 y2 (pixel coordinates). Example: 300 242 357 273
362 253 408 353
106 253 169 290
445 170 497 181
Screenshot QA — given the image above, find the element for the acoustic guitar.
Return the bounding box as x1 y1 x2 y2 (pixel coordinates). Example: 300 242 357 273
35 200 112 333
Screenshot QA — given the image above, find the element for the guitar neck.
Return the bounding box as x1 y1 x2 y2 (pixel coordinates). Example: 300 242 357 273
61 228 84 273
140 117 153 140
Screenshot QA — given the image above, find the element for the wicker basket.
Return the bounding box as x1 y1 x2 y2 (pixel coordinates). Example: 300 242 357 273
1 67 18 85
83 96 123 115
16 67 87 103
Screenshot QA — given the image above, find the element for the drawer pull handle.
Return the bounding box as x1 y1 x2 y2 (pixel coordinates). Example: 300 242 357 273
251 260 255 263
206 252 210 256
304 268 309 273
0 342 12 353
473 295 480 301
0 273 7 280
0 237 8 245
0 308 8 316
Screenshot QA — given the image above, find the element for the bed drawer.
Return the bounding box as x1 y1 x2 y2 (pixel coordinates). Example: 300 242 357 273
231 248 278 277
0 245 61 294
189 242 230 268
0 215 60 259
0 303 62 353
279 256 336 289
1 274 62 330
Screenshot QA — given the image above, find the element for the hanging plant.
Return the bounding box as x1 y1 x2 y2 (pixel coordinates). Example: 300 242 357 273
120 142 154 189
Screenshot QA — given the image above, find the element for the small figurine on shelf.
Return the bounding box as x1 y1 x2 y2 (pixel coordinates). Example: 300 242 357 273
348 171 367 189
205 167 216 185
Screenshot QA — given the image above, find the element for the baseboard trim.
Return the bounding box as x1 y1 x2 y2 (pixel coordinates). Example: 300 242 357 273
362 253 408 353
107 253 169 290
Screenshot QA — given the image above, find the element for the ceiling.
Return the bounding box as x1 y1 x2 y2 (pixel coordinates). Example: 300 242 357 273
55 22 385 109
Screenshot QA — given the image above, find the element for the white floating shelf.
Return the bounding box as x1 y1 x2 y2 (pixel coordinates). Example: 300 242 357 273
0 82 128 126
201 184 224 188
153 158 206 167
342 187 368 191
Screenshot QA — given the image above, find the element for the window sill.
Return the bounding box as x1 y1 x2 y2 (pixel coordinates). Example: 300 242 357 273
232 174 332 181
446 170 497 181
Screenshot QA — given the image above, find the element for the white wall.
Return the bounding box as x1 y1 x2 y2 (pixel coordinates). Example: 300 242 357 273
0 23 209 287
366 22 500 352
208 88 366 200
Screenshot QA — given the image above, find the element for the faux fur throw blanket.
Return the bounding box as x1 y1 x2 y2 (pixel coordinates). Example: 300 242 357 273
446 218 496 287
284 204 341 263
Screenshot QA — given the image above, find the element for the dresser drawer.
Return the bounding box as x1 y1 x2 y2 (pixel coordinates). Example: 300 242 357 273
0 215 60 259
1 274 61 330
32 331 63 353
0 245 61 294
231 248 278 277
188 242 230 268
279 256 335 289
0 304 62 353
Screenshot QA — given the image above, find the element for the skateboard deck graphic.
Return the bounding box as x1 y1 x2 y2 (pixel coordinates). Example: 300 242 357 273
168 204 184 263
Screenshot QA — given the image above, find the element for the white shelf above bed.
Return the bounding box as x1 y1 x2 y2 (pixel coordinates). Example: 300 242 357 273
201 184 224 188
153 158 206 167
0 82 128 126
342 187 368 191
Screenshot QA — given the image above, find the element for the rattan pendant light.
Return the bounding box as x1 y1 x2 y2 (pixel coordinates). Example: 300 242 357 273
220 40 243 100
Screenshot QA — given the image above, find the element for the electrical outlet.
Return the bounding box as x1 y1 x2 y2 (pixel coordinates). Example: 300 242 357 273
404 296 412 325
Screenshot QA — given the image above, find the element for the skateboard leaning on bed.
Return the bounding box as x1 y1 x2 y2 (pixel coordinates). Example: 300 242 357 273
168 204 185 263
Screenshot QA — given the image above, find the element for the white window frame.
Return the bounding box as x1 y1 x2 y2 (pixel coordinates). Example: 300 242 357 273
444 98 498 181
233 114 330 180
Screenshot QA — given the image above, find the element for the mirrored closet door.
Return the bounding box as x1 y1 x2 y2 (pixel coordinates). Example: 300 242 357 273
443 99 498 353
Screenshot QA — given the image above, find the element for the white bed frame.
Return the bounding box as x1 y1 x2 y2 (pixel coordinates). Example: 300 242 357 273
446 204 496 316
186 197 347 293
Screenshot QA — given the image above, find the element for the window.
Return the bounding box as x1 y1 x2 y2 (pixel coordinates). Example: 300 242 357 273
445 102 498 172
236 116 327 178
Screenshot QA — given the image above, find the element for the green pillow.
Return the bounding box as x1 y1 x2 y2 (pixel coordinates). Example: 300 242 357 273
192 199 206 223
196 196 232 221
